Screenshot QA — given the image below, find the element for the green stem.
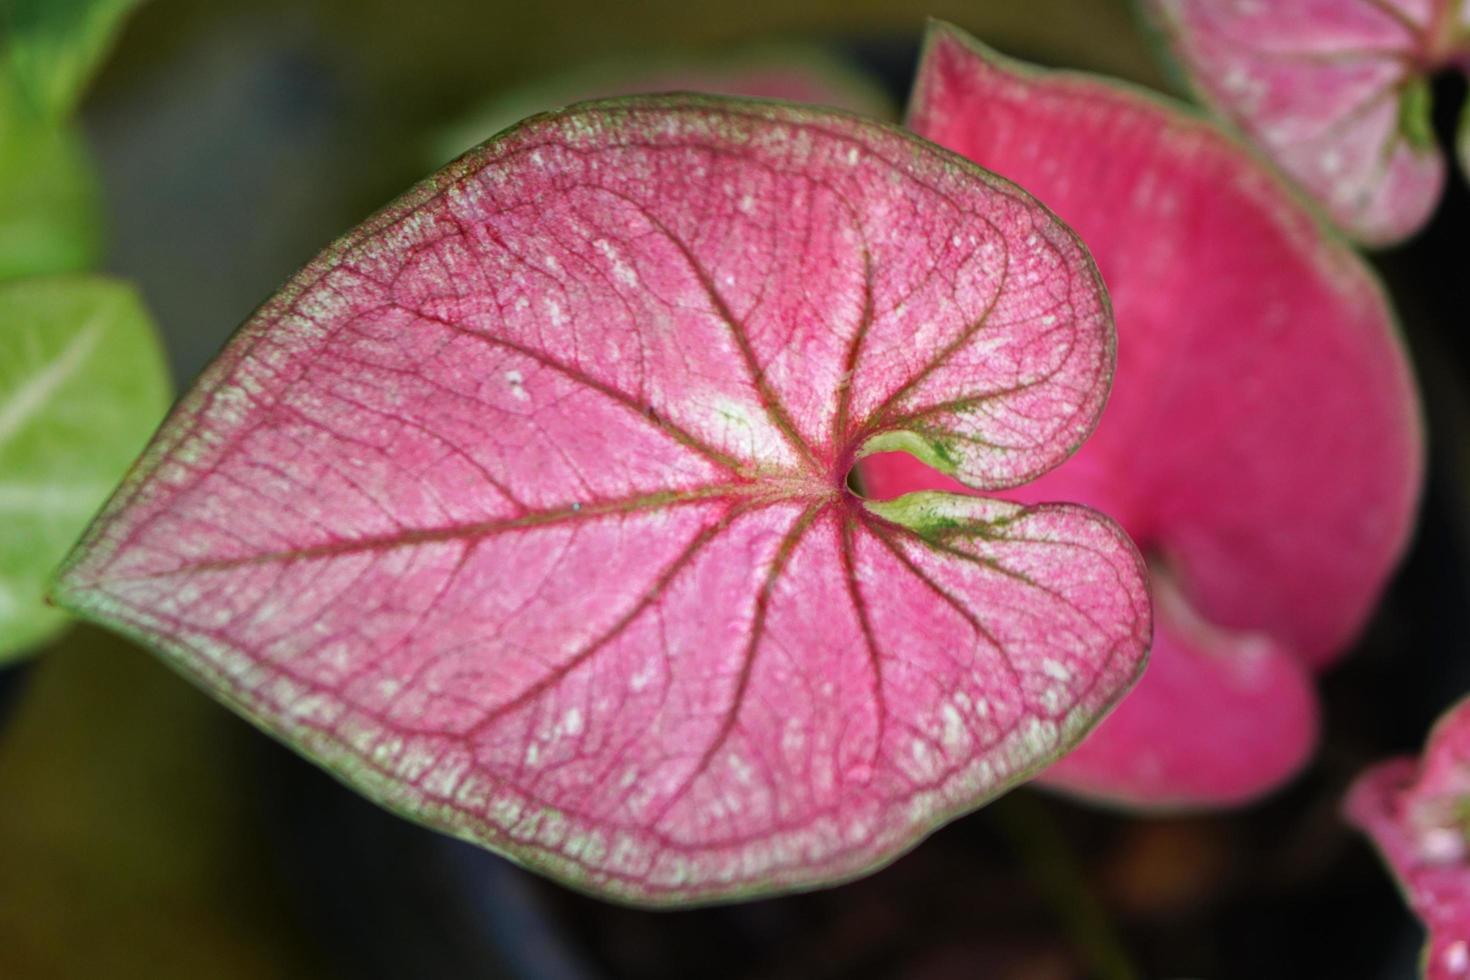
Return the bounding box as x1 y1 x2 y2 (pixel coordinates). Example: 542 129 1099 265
989 791 1140 980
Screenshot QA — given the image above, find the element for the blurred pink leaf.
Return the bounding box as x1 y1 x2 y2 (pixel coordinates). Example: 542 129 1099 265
1348 697 1470 979
52 97 1150 904
863 24 1422 808
1142 0 1470 245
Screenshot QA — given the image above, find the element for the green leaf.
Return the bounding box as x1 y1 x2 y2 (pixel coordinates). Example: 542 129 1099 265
0 76 104 279
1 0 142 121
426 43 895 166
0 275 169 662
1459 93 1470 189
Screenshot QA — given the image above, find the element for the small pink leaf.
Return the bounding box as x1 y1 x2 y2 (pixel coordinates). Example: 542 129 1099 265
1142 0 1470 245
1347 698 1470 979
52 97 1150 904
875 25 1422 807
1041 572 1317 807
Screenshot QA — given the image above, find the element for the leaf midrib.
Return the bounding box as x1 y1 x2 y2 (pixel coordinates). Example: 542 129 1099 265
74 478 837 585
0 302 108 452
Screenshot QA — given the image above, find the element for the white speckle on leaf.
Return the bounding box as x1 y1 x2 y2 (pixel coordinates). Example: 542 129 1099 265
1041 659 1071 683
505 369 528 401
371 736 403 766
728 753 754 784
322 644 352 673
629 659 656 692
1018 717 1057 759
910 738 935 776
1223 65 1248 93
594 238 639 287
539 811 567 848
454 775 488 809
399 744 437 781
489 797 523 830
940 703 967 751
421 753 469 798
1419 826 1466 863
1447 941 1469 975
288 694 331 722
781 718 806 757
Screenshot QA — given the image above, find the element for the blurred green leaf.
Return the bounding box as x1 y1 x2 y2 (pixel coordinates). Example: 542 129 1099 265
0 76 105 279
428 43 894 167
1459 95 1470 189
1 0 143 120
0 275 169 662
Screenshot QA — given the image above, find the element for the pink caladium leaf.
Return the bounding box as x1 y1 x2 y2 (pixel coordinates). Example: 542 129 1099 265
1348 697 1470 978
1141 0 1470 246
866 24 1423 808
51 97 1150 904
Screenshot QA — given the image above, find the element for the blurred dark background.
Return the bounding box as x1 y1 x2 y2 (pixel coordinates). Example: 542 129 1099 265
2 1 1468 977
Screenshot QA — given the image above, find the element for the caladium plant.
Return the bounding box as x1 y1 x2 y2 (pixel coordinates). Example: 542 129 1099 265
51 97 1151 904
861 24 1423 808
1348 697 1470 979
1141 0 1470 246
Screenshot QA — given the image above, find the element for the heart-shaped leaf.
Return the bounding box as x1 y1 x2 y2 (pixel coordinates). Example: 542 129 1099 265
866 24 1422 808
1141 0 1470 246
52 97 1150 904
1 275 170 662
1348 697 1470 979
